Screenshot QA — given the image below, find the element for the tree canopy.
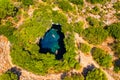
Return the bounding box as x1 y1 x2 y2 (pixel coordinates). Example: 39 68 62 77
106 22 120 40
0 0 18 18
92 47 112 68
0 71 18 80
83 27 108 44
86 68 108 80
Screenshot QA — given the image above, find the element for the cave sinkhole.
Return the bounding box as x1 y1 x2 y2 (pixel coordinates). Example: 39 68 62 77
39 24 66 60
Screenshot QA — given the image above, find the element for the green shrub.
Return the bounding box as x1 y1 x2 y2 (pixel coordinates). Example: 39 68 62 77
86 68 108 80
0 71 18 80
86 17 103 27
0 0 18 18
64 73 84 80
69 0 84 6
113 1 120 11
73 21 84 35
106 22 120 40
57 0 74 11
22 0 33 6
115 13 120 20
83 27 108 44
0 24 16 41
90 6 100 14
92 47 112 68
86 0 108 4
78 43 91 53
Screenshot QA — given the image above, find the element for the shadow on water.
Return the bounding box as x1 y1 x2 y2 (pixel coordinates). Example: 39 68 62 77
39 24 66 60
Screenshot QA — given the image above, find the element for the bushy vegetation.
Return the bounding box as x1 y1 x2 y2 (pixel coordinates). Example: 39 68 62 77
78 43 91 53
87 0 108 4
21 0 33 6
83 27 108 44
57 0 74 12
69 0 84 6
91 47 112 68
0 23 16 41
106 22 120 40
86 68 108 80
0 71 18 80
73 21 84 35
113 1 120 11
0 0 18 18
90 6 100 14
86 16 103 27
64 73 84 80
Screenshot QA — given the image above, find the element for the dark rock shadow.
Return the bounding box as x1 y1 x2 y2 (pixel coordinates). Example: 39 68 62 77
114 59 120 67
60 72 67 80
39 24 66 60
82 64 95 77
8 67 21 80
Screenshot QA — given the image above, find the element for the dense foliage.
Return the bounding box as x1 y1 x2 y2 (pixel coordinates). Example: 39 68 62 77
90 6 100 14
86 68 108 80
0 0 18 18
0 23 16 41
106 22 120 40
78 43 91 53
92 47 112 68
22 0 33 6
0 71 18 80
86 17 103 27
57 0 74 12
113 1 120 11
83 27 108 44
69 0 84 6
73 21 84 35
87 0 108 4
64 73 84 80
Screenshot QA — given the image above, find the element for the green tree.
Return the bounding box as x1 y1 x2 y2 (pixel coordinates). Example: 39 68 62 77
83 27 108 44
106 22 120 40
92 47 112 68
0 0 18 18
91 6 100 14
113 1 120 11
73 21 84 35
0 71 18 80
86 16 103 27
69 0 84 6
86 68 108 80
57 0 74 12
22 0 33 6
78 43 91 53
64 73 84 80
86 0 109 4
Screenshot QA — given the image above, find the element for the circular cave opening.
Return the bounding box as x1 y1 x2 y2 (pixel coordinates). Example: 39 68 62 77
39 24 66 60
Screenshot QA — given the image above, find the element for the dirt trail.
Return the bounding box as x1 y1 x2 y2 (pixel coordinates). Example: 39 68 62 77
0 36 11 74
75 33 115 80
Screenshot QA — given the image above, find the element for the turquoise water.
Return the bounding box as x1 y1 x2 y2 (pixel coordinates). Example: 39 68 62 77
41 28 60 53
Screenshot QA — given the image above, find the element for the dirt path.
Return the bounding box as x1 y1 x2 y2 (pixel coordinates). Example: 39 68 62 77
0 36 11 74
